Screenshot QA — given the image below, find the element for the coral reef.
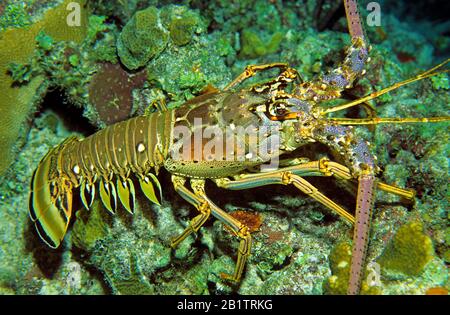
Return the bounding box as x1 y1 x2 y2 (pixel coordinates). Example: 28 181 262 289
0 0 88 175
117 5 204 70
239 30 283 59
323 241 381 295
117 6 169 71
163 5 202 46
0 0 448 295
323 241 352 294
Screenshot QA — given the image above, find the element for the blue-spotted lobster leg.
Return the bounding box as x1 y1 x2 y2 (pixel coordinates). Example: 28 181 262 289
295 0 369 101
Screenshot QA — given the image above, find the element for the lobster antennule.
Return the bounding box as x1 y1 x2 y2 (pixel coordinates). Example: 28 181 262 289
29 147 73 249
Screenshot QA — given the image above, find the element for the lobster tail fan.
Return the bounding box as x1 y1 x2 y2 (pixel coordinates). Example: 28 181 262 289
29 148 72 249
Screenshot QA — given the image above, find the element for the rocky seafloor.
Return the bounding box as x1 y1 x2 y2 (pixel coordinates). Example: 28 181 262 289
0 0 448 295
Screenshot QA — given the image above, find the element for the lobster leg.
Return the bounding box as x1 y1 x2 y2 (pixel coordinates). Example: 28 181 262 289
308 159 415 200
224 63 290 90
215 167 355 224
171 176 211 247
171 175 251 282
200 193 252 282
295 0 369 101
215 162 412 293
262 158 415 200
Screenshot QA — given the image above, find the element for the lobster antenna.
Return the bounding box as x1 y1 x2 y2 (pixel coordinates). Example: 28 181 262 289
327 116 450 125
322 58 449 115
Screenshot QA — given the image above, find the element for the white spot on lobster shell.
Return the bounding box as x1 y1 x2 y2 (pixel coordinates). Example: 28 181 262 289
137 143 146 153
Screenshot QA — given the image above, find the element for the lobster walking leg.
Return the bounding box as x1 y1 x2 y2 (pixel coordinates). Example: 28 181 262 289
201 194 252 282
215 166 355 224
268 158 415 200
224 63 289 90
215 161 414 293
307 159 415 200
171 175 252 282
171 176 211 247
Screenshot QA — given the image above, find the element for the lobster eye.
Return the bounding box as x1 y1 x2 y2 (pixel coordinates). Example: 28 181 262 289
276 106 287 116
266 100 298 121
268 102 287 117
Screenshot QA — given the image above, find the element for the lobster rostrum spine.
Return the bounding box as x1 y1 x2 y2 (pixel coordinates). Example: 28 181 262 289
29 0 449 294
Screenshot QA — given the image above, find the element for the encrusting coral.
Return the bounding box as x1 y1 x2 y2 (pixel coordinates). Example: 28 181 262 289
117 6 169 71
377 220 434 278
0 0 448 295
0 0 88 175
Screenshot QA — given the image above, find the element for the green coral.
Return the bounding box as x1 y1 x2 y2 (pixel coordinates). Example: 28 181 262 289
145 38 231 107
71 201 111 251
323 241 352 295
117 5 205 69
68 54 80 67
0 1 33 31
87 15 119 64
431 72 449 90
7 11 119 123
169 18 197 46
163 6 201 46
239 29 283 59
117 6 169 70
7 62 34 84
377 221 434 278
35 31 54 51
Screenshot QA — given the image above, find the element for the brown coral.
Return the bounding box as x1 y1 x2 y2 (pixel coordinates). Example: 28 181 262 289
88 62 147 125
227 210 263 233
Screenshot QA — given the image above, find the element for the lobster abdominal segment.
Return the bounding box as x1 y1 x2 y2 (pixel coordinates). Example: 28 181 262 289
71 111 173 181
29 111 174 248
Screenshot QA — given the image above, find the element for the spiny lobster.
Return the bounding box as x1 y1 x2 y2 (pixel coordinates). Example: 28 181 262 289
29 0 449 294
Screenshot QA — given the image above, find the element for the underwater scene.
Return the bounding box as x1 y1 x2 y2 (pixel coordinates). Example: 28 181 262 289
0 0 448 295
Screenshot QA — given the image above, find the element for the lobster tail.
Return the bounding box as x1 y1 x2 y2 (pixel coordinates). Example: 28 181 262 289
29 142 74 249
